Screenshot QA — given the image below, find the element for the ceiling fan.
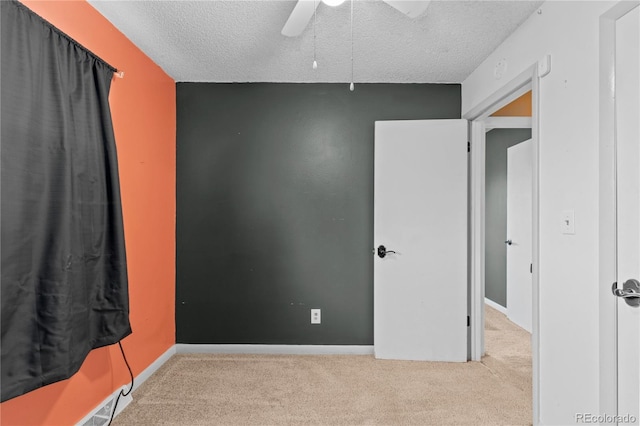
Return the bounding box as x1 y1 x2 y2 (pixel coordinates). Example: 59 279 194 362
281 0 431 37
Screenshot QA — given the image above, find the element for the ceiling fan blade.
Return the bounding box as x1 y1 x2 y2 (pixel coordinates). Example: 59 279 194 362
383 0 431 19
282 0 320 37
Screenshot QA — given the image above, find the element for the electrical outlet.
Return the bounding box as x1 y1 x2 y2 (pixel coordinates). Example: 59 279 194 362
311 308 321 324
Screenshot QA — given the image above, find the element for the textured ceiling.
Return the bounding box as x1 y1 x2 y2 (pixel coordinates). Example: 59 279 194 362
87 0 543 83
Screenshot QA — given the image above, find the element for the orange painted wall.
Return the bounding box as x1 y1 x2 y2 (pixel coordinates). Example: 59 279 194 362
0 1 176 424
491 90 532 116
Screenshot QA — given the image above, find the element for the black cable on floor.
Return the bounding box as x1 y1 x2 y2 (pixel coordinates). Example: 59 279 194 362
108 341 134 426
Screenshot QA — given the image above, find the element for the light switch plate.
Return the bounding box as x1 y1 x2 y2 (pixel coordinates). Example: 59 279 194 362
561 210 575 234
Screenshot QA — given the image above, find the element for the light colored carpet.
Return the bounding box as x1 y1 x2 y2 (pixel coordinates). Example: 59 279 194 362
114 306 531 425
483 305 532 396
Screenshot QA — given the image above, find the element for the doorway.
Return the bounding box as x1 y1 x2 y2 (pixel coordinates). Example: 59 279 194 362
483 94 533 329
482 92 534 419
466 57 547 424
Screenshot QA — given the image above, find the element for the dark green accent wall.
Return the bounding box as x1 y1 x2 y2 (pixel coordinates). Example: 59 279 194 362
176 83 461 344
485 128 532 308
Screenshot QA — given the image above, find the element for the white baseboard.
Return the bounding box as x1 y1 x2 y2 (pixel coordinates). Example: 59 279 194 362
132 345 176 392
76 345 176 426
175 344 374 356
485 297 508 315
113 388 133 418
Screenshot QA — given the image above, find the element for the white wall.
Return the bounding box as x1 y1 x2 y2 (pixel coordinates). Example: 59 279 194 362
463 1 617 424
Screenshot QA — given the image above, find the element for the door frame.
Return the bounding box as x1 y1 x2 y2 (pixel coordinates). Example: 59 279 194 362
598 1 640 418
465 58 547 424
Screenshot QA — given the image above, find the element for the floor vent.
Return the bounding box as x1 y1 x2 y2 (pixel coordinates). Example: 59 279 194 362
81 398 113 426
78 386 132 426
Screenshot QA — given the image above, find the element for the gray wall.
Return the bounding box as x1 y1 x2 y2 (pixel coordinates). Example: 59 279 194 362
176 83 461 344
485 128 532 308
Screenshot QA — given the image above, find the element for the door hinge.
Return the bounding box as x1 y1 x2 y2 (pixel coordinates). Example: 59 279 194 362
467 141 471 153
467 316 470 327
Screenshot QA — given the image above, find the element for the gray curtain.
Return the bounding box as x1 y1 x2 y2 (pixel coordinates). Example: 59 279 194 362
1 0 131 402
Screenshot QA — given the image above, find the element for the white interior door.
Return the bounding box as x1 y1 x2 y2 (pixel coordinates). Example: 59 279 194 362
374 119 467 362
615 5 640 422
506 139 533 333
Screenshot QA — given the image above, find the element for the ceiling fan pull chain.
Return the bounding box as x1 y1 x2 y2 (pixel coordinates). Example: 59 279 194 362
313 0 318 70
350 0 354 91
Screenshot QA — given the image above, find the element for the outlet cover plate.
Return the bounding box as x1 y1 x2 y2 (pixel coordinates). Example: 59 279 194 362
311 309 321 324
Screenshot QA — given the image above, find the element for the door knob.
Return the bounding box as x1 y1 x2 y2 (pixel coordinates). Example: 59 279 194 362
612 279 640 307
377 245 396 258
505 240 513 245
